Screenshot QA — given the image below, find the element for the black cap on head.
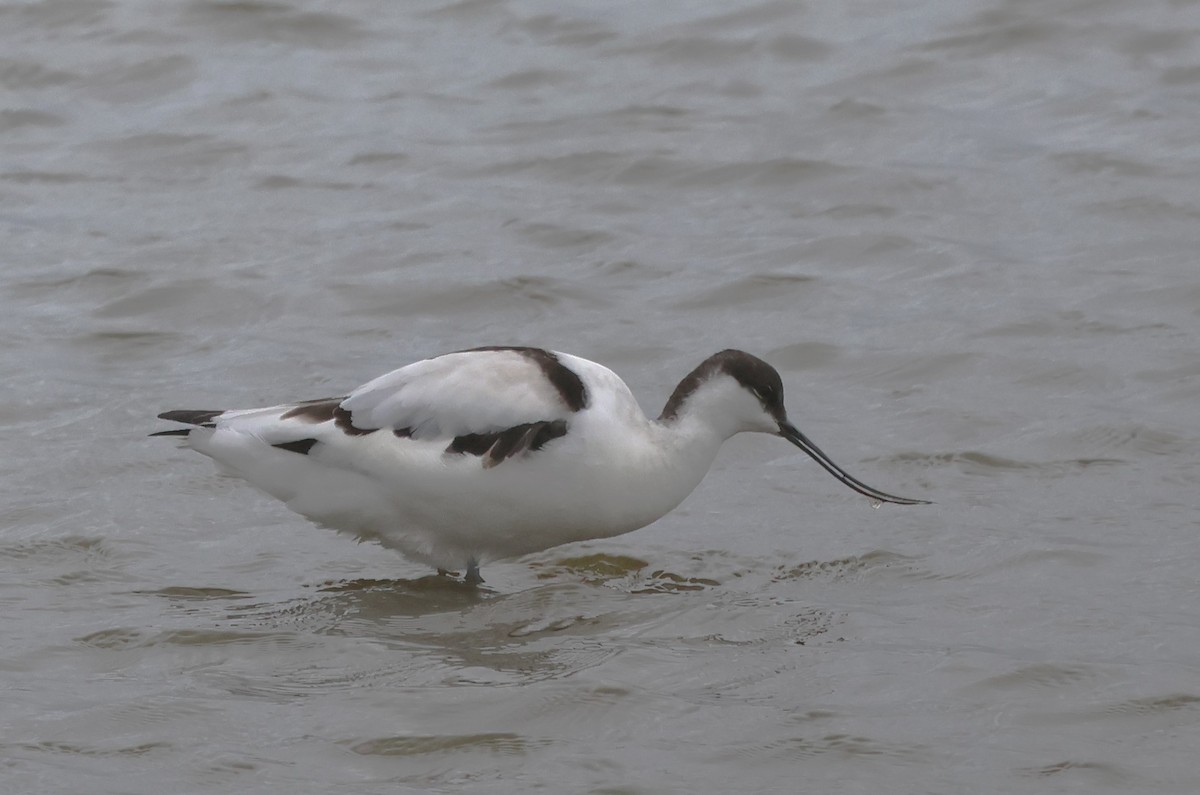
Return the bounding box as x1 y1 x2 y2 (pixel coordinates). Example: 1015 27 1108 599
659 350 785 421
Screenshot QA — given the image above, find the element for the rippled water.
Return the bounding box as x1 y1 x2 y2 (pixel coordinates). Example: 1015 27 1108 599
4 0 1200 792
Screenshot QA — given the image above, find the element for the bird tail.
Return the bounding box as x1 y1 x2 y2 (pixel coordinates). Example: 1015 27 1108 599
150 409 225 437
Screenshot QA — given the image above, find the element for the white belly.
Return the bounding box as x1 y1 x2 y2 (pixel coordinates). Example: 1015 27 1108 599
340 425 718 568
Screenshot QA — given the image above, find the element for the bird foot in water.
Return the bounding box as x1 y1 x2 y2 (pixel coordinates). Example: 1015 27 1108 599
436 564 484 586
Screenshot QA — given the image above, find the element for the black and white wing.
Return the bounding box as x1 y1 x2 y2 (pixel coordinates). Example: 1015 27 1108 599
155 347 590 469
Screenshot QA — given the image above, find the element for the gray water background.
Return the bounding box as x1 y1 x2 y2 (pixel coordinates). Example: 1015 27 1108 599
3 0 1200 792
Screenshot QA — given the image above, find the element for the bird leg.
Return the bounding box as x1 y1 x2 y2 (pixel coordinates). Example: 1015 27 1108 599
437 564 483 585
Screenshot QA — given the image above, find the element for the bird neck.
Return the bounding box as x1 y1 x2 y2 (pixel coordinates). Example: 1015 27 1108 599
657 379 747 443
611 413 723 524
649 408 727 474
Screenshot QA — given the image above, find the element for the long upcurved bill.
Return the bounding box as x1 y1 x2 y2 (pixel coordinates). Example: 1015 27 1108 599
779 422 930 506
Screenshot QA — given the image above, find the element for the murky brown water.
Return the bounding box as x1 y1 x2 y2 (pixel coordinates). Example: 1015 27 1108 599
4 0 1200 792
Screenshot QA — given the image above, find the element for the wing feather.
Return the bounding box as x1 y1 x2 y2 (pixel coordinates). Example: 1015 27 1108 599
155 348 587 468
340 349 581 439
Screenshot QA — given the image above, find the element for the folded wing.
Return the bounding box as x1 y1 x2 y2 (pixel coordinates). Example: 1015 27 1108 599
156 347 589 469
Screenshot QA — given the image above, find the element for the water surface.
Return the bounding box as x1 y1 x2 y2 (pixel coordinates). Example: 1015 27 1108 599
4 0 1200 792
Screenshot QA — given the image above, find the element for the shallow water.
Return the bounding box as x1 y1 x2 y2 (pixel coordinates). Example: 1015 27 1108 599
4 0 1200 792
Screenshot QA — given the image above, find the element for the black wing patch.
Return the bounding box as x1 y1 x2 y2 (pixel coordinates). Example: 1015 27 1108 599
272 438 320 455
279 400 340 422
446 419 568 469
280 398 374 436
157 409 224 427
454 346 588 412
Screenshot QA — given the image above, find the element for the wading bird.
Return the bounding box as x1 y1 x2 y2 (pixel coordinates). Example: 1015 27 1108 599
154 347 928 584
